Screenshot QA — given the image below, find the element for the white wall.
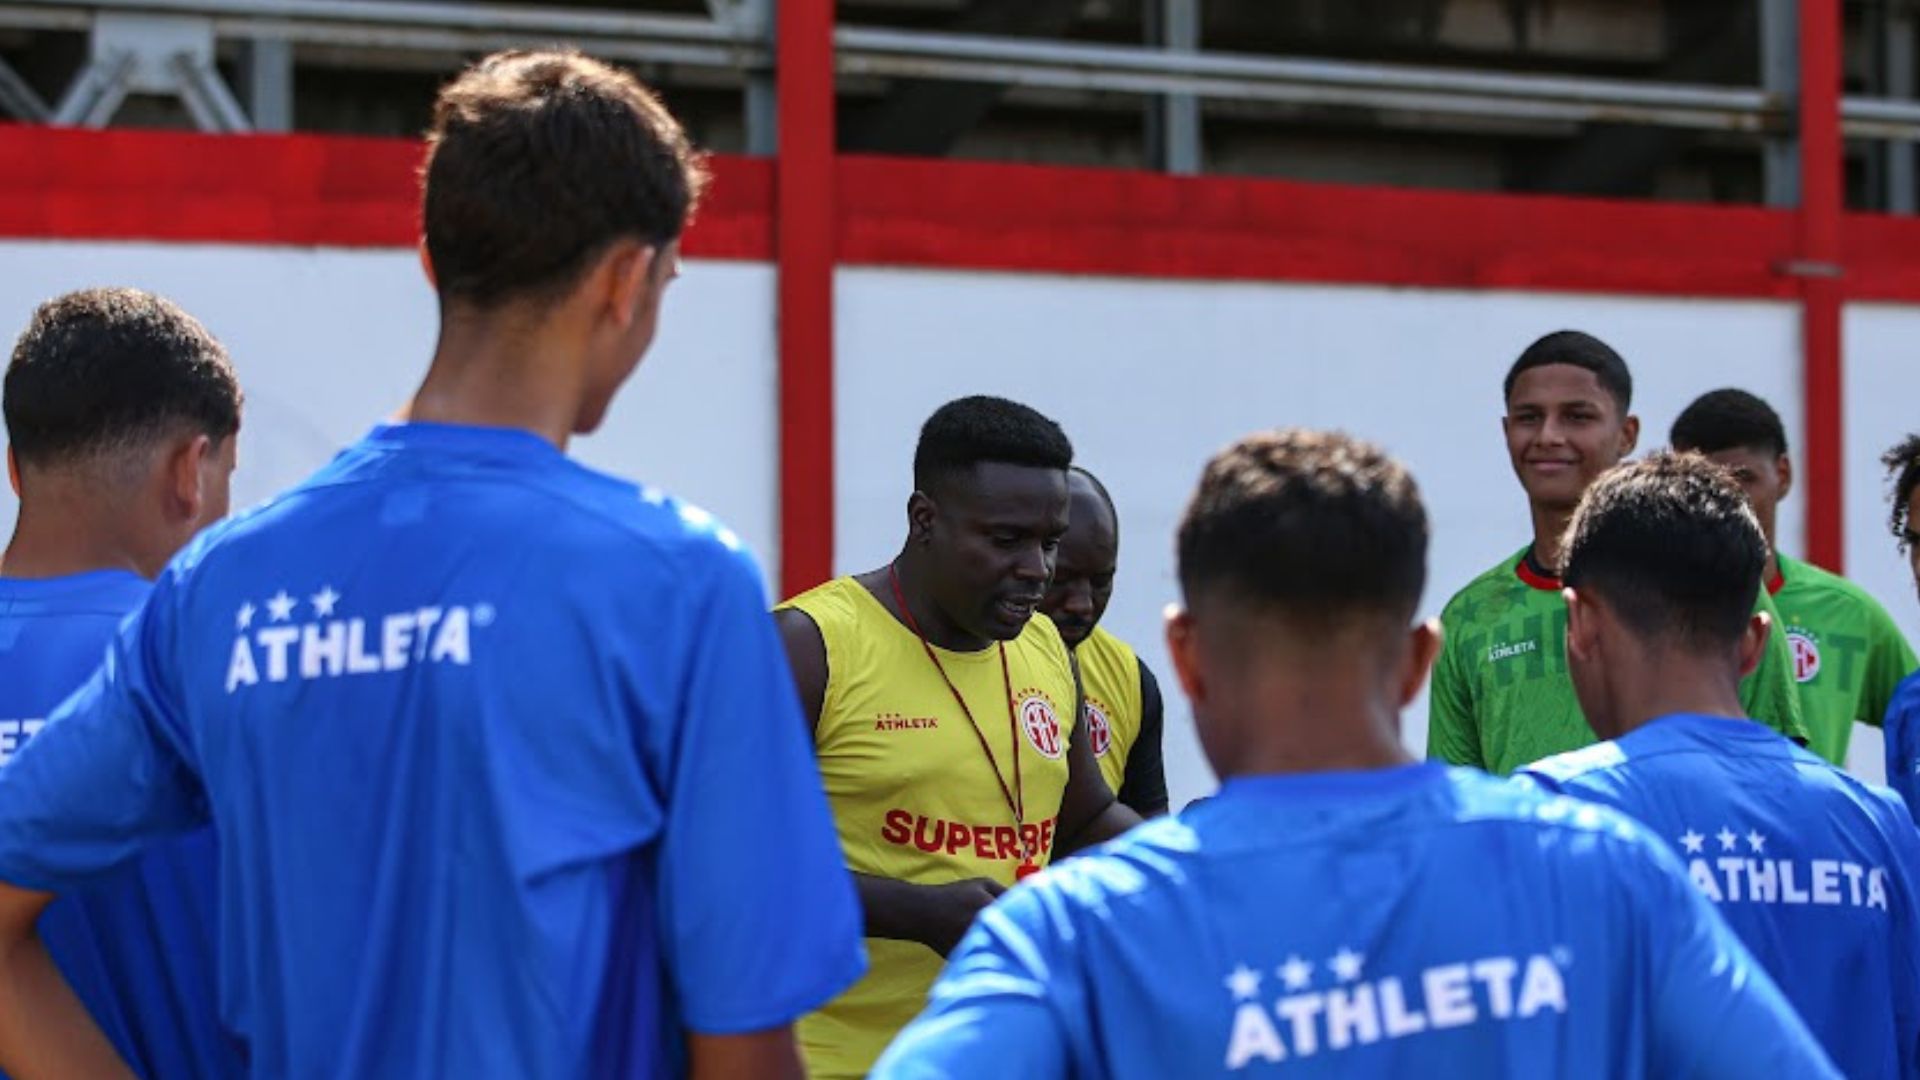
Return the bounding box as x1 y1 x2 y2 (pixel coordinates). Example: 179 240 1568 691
836 267 1809 807
0 241 780 586
8 242 1901 805
1842 305 1920 782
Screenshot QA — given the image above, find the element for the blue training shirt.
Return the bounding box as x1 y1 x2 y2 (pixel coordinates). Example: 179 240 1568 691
0 422 866 1079
0 571 234 1080
1885 670 1920 826
1522 713 1920 1079
872 762 1835 1079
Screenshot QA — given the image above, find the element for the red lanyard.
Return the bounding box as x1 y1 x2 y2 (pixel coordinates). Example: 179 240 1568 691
888 564 1038 877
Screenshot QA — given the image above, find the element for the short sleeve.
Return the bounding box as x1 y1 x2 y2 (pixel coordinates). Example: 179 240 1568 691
1426 614 1483 767
869 887 1074 1079
1876 802 1920 1076
1743 591 1809 744
1637 838 1840 1077
656 546 866 1033
1116 662 1169 817
1886 680 1920 826
0 580 206 890
1860 601 1918 728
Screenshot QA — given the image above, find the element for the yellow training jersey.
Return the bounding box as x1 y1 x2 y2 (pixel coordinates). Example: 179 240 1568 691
1076 625 1143 797
780 576 1078 1080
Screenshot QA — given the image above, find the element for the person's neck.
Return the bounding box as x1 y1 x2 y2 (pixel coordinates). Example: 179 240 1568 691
1 497 149 580
1604 649 1746 738
875 550 992 653
406 311 588 451
1213 666 1414 778
1760 523 1781 586
1527 501 1577 572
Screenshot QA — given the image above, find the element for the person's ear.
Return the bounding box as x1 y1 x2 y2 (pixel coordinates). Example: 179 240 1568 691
907 491 937 546
1738 611 1770 679
167 434 215 523
1165 604 1205 709
1398 618 1442 707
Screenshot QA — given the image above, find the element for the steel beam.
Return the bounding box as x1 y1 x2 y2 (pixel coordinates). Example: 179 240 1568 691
1147 0 1200 175
242 36 291 131
1886 5 1916 212
0 54 49 120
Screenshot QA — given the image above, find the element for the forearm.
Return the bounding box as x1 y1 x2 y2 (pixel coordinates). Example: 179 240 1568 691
688 1027 805 1080
1056 798 1139 858
0 930 131 1080
854 872 938 946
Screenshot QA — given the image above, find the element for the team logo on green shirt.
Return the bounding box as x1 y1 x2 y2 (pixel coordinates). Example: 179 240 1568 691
1786 628 1822 685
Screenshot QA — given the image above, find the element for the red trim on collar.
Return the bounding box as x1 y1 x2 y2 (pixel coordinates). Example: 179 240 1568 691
1514 557 1562 592
1766 565 1785 596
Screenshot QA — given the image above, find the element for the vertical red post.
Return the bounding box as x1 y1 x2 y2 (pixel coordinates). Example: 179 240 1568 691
1800 0 1846 572
776 0 837 598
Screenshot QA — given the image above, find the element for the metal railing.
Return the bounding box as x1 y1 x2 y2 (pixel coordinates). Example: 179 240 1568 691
4 0 1920 170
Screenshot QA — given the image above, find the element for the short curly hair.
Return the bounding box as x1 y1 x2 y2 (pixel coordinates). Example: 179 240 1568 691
5 287 241 469
1177 428 1428 621
1884 433 1920 551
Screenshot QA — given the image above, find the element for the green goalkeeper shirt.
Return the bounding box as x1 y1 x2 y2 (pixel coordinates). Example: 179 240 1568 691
1427 546 1809 775
1770 553 1918 765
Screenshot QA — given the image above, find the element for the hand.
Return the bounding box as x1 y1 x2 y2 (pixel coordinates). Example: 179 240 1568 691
920 877 1007 957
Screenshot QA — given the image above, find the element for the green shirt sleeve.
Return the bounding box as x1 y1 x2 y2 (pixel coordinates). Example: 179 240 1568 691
1743 588 1810 744
1858 599 1919 728
1426 614 1484 768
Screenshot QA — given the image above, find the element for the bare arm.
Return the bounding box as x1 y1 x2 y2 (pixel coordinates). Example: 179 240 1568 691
1055 652 1141 857
688 1026 807 1080
854 873 1004 957
0 881 132 1080
773 608 830 735
773 607 1004 955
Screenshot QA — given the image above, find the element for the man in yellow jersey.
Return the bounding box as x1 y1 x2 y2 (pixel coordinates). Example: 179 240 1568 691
776 395 1142 1079
1039 466 1169 815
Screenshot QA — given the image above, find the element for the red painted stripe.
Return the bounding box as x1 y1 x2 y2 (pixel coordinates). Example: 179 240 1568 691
1800 0 1845 574
0 122 1847 301
837 154 1803 298
775 0 838 599
0 123 773 258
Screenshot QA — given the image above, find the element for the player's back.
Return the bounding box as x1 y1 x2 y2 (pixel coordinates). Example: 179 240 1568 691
876 762 1834 1078
0 571 234 1078
1523 715 1920 1078
149 422 840 1077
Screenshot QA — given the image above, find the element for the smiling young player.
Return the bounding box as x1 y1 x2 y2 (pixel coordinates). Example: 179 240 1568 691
1426 331 1805 774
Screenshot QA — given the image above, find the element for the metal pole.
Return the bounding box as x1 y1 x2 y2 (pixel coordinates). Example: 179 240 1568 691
242 36 291 131
1147 0 1200 175
1762 0 1801 205
1888 4 1916 212
0 54 48 120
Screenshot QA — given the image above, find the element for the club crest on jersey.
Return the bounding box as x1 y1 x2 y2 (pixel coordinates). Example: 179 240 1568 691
1084 699 1113 757
1786 628 1822 683
1019 691 1063 759
225 587 493 693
